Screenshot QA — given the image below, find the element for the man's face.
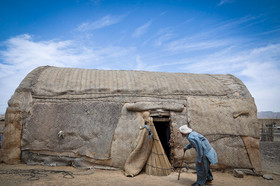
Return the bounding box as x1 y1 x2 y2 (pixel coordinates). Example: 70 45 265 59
180 132 187 137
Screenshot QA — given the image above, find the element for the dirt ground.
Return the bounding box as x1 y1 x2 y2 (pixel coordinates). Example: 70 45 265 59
0 164 279 186
0 141 279 186
259 141 280 174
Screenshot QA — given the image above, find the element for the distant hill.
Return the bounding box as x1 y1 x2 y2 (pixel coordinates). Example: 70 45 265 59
258 111 280 119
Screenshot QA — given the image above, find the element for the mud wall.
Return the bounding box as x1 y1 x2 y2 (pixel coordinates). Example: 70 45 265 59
170 96 261 172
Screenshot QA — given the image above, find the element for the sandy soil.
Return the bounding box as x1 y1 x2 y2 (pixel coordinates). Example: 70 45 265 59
260 141 280 174
0 164 279 186
0 141 279 186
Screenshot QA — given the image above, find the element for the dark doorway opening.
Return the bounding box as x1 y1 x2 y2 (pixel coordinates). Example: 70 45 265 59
153 117 171 161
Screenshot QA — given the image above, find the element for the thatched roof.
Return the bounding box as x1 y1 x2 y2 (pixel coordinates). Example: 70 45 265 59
16 66 251 99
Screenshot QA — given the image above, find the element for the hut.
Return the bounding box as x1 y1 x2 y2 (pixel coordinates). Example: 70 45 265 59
0 66 261 175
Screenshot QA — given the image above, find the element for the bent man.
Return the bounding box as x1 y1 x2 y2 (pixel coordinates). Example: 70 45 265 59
179 125 218 186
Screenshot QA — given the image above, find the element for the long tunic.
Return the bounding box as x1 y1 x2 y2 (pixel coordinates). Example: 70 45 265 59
185 131 218 185
185 131 218 165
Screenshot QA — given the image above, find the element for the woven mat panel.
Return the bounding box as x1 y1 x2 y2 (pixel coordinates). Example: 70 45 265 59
145 120 172 176
21 101 123 160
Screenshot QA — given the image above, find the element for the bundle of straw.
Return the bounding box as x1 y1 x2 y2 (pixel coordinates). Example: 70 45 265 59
145 121 172 176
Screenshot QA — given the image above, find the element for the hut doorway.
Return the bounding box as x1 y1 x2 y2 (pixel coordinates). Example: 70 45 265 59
150 109 171 161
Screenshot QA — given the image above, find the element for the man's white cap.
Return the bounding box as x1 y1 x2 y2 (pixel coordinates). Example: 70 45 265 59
179 125 192 134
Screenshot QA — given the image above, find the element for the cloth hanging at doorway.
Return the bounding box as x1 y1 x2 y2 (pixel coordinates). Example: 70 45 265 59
124 118 154 176
124 117 172 177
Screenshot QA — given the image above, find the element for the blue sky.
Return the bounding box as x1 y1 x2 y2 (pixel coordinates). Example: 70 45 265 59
0 0 280 113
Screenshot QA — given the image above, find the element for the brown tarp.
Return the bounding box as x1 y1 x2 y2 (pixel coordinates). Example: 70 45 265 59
124 117 172 176
124 119 153 176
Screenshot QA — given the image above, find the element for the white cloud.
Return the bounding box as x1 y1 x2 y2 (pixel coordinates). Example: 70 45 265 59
77 14 124 31
1 34 87 67
132 20 153 38
217 0 234 6
154 28 174 46
132 12 166 38
0 34 88 113
134 55 156 71
241 61 280 112
138 33 280 112
1 12 279 114
144 16 279 112
0 34 135 113
160 16 259 53
178 44 280 112
165 38 228 52
238 44 280 112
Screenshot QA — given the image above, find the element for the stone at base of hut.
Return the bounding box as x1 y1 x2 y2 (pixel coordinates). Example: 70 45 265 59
234 169 244 178
263 174 273 180
180 168 189 173
236 169 260 176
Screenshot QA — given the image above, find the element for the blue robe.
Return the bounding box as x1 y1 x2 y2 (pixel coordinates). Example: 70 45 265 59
185 131 218 185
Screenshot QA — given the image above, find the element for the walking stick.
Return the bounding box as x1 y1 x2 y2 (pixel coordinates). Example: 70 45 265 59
178 150 186 180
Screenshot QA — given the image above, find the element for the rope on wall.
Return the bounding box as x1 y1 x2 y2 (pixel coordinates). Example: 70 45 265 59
0 168 94 181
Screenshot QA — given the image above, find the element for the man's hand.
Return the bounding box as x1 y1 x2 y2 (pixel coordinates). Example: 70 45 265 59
197 161 202 166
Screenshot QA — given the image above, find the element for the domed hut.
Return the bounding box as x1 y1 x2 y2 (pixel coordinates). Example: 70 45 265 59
0 66 261 175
